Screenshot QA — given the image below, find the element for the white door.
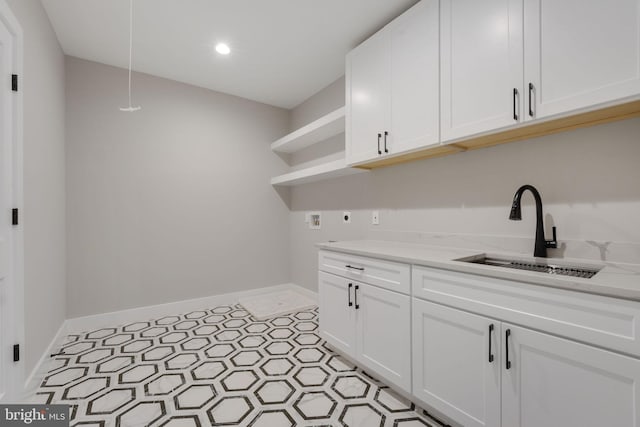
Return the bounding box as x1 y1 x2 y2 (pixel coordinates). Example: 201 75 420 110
524 0 640 120
389 0 440 154
502 324 640 427
440 0 524 142
355 283 411 392
318 272 356 358
0 4 22 403
346 30 390 165
412 299 501 427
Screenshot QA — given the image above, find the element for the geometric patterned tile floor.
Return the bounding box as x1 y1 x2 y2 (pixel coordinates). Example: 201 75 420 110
32 304 447 427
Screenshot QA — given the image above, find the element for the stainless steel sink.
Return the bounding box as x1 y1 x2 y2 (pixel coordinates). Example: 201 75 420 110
456 254 602 279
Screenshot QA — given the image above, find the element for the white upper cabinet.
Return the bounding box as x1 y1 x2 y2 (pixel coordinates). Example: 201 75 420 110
347 0 439 165
524 0 640 120
389 0 440 155
347 30 391 164
343 0 640 167
441 0 640 142
440 0 524 142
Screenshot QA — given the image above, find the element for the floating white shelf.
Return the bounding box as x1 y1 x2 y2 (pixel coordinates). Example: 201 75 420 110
270 158 367 186
271 107 346 153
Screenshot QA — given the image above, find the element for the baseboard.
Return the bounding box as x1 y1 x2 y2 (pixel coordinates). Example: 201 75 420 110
23 321 69 398
65 283 317 335
286 283 318 301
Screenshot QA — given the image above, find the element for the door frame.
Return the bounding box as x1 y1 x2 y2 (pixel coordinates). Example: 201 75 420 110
0 0 24 402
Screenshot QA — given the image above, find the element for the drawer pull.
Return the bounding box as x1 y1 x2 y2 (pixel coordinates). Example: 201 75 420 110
488 324 494 363
345 265 365 271
505 329 512 370
528 82 535 117
348 283 353 307
377 133 382 155
383 131 389 153
355 285 360 309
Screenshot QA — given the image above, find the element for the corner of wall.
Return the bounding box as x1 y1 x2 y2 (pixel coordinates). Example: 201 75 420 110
7 0 69 376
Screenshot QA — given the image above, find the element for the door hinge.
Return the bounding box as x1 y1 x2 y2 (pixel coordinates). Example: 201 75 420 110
12 208 18 225
13 344 19 362
11 74 18 92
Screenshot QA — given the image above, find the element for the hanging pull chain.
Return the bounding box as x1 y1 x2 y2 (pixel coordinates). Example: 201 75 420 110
120 0 141 112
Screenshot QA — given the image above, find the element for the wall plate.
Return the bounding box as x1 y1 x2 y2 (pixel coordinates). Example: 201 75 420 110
309 212 321 229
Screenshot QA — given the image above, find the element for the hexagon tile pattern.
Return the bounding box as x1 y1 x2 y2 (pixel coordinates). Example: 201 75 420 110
31 305 444 427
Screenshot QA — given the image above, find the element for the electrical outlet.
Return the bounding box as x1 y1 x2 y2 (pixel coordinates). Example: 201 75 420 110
343 212 351 224
372 211 380 225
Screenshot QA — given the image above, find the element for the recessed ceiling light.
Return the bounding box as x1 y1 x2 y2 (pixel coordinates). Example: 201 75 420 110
215 43 231 55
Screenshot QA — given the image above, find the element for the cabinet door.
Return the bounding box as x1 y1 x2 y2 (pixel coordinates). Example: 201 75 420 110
318 272 356 358
524 0 640 120
388 0 440 154
502 324 640 427
355 283 411 392
413 299 501 427
346 30 391 165
440 0 524 142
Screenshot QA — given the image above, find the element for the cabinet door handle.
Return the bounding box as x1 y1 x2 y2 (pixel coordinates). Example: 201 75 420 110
345 265 364 271
354 285 360 309
488 324 494 363
377 133 382 155
505 329 512 370
528 82 535 117
348 283 353 307
383 131 389 153
513 88 519 121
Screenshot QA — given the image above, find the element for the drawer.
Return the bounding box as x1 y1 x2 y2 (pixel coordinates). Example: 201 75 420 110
412 265 640 358
319 250 411 295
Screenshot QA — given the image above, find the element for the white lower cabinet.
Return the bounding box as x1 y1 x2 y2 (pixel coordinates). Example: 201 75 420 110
318 270 411 392
318 271 356 356
412 298 500 427
413 297 640 427
320 251 640 427
356 283 411 391
502 323 640 427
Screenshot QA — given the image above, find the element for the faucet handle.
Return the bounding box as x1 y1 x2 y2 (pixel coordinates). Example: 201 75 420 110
546 226 558 249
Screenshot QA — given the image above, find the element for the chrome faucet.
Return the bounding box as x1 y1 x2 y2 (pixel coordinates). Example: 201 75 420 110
509 185 558 258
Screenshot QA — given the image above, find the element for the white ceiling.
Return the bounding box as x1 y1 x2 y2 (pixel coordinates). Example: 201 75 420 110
41 0 418 108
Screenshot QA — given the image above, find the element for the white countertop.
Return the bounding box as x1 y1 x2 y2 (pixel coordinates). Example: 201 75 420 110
317 240 640 301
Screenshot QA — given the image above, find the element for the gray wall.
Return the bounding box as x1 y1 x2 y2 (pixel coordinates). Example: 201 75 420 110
6 0 67 374
289 78 640 290
65 57 291 318
290 77 345 129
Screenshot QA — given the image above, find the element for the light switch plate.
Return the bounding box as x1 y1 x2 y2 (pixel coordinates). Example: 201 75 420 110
343 212 351 224
372 211 380 225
